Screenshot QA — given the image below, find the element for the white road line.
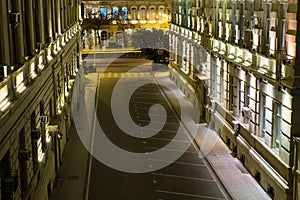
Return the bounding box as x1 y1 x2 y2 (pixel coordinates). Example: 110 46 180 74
155 190 226 200
85 74 99 200
152 173 215 182
145 147 196 154
147 137 190 143
148 158 206 167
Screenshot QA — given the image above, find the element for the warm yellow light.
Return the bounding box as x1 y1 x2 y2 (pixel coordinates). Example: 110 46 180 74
46 129 51 143
0 85 8 102
0 99 10 112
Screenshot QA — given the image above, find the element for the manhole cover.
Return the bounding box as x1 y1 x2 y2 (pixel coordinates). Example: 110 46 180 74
68 175 79 180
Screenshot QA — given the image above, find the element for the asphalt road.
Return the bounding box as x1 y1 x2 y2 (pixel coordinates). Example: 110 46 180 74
88 58 229 200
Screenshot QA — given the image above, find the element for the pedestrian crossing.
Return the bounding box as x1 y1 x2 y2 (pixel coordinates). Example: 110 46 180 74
99 72 168 79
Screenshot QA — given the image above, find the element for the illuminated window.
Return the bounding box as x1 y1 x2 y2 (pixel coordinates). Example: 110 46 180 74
140 7 146 20
131 8 137 20
122 7 128 20
16 71 26 93
149 7 155 20
100 7 107 19
0 85 9 112
113 7 119 19
159 7 164 18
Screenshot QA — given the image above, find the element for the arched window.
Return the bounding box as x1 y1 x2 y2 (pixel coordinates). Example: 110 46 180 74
140 7 146 20
122 7 128 20
149 7 156 20
159 7 165 18
131 7 137 20
113 7 119 19
100 7 107 19
88 7 92 18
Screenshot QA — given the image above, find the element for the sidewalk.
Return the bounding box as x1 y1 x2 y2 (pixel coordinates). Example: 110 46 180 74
50 124 89 200
51 70 270 200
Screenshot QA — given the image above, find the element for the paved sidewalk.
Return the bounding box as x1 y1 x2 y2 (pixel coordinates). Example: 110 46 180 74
50 73 98 200
50 124 89 200
51 69 270 200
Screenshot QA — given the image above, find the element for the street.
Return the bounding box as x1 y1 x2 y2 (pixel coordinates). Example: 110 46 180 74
87 58 229 200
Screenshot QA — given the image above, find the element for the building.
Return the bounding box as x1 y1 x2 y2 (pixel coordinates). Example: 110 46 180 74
0 0 82 199
169 0 300 199
81 0 170 48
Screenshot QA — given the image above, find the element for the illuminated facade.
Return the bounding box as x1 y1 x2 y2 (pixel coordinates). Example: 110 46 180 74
169 0 300 199
0 0 81 199
81 0 170 48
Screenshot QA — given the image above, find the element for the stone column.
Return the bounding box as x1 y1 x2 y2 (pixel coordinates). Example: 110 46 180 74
56 0 62 35
0 0 11 65
276 2 287 81
24 0 36 56
12 0 25 64
51 0 57 36
36 0 45 44
262 2 271 57
45 0 53 43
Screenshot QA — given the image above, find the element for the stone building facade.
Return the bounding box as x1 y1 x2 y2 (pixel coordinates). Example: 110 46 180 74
0 0 82 199
169 0 300 199
81 0 170 48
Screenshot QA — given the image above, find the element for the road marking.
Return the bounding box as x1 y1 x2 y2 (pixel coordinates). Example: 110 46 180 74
152 173 215 182
155 190 226 200
146 137 190 142
100 72 152 79
148 158 206 167
135 119 180 125
85 74 99 200
132 96 163 100
145 146 196 154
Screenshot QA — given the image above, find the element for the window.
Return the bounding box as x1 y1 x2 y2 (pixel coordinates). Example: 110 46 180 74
113 7 118 19
122 7 128 20
229 75 234 111
259 94 267 138
244 83 250 108
140 7 146 20
273 103 281 150
149 7 155 20
88 8 92 18
100 7 107 19
159 7 165 18
131 8 137 20
238 80 243 115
